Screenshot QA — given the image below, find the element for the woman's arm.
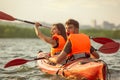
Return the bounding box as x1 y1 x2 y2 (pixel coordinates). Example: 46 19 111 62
34 22 56 47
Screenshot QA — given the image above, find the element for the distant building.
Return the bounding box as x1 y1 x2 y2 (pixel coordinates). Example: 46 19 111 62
74 19 120 30
102 21 115 30
116 24 120 30
91 20 97 28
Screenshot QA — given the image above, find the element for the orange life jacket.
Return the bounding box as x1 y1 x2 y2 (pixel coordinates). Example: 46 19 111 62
68 33 91 55
51 34 66 56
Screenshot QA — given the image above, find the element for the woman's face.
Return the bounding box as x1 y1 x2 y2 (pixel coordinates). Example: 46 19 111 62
51 26 60 35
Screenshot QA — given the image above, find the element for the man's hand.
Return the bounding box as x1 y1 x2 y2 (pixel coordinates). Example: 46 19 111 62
49 56 58 64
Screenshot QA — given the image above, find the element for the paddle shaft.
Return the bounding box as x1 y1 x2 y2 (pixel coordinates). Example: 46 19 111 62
0 11 118 44
16 18 35 25
15 18 117 44
16 18 50 28
0 11 50 28
30 57 46 61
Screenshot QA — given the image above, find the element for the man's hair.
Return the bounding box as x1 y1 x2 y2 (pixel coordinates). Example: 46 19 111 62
65 19 79 28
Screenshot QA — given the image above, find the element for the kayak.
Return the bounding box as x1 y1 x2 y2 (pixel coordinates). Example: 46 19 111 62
37 52 107 80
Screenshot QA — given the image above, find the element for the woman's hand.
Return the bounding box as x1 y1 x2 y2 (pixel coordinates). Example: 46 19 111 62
35 22 41 28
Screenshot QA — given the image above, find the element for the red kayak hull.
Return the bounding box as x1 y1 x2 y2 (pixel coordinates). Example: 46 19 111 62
37 52 107 80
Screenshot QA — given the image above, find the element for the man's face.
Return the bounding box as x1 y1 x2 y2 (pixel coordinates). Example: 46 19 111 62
65 24 75 36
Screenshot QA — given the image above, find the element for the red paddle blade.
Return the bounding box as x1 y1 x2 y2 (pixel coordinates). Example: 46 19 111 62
92 37 115 44
4 58 28 68
99 42 120 54
0 11 15 21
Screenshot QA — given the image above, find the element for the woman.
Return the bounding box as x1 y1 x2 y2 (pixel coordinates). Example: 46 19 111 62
34 22 67 57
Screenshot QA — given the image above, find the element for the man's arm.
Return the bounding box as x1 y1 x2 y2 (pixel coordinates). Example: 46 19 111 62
49 40 71 63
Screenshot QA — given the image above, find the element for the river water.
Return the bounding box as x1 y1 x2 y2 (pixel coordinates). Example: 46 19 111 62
0 38 120 80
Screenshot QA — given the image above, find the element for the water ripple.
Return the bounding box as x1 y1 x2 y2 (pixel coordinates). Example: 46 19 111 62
0 39 120 80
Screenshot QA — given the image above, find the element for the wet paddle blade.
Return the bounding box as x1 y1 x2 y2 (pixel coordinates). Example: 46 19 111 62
92 37 115 44
0 11 15 21
4 58 28 68
0 11 39 25
99 42 120 54
4 57 46 68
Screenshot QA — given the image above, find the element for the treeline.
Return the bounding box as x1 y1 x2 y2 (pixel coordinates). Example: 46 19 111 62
81 29 120 39
0 23 50 38
0 23 120 39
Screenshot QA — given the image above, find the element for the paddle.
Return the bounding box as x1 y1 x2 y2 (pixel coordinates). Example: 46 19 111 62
4 42 119 68
98 42 119 54
91 37 115 44
4 57 46 68
0 11 117 45
0 11 50 28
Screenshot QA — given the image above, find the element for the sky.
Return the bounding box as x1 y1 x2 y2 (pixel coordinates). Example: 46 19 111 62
0 0 120 25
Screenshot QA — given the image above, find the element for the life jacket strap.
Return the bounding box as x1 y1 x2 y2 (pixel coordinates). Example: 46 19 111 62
66 53 90 63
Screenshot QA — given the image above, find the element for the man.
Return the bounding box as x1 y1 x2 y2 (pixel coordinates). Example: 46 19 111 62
49 19 99 64
65 19 99 59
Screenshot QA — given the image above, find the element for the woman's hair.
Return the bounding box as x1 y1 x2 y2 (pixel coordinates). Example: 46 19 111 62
65 19 79 29
52 23 67 41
